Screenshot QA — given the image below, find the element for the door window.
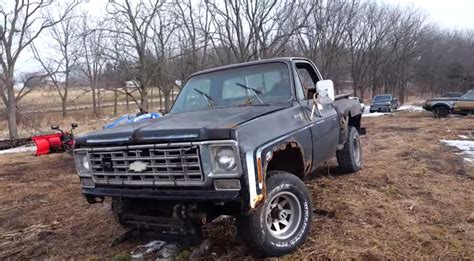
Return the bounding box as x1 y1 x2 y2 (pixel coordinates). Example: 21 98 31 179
295 62 325 102
462 90 474 100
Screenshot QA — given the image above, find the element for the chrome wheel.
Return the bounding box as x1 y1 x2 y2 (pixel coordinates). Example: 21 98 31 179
265 191 301 240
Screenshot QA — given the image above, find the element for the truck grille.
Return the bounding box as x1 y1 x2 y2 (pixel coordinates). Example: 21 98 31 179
88 144 203 186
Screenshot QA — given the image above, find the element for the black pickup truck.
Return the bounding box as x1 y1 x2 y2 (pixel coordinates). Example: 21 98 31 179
72 57 364 256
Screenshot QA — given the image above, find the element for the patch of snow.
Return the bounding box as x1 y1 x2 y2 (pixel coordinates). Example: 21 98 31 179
458 135 470 139
397 105 424 112
441 140 474 164
0 145 36 155
363 106 371 114
363 112 388 118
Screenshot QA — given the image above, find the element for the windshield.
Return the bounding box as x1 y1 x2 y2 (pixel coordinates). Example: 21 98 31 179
373 95 392 102
170 62 292 113
461 90 474 100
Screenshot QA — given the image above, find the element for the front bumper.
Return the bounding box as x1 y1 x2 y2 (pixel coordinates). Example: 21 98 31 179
370 105 391 112
82 187 241 202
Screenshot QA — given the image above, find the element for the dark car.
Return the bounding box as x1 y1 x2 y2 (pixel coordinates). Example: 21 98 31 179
423 89 474 117
369 94 399 113
72 58 364 257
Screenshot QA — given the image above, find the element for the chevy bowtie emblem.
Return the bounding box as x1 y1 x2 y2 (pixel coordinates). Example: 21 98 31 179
129 161 148 172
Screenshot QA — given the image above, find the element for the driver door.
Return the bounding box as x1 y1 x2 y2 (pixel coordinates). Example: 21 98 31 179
453 90 474 113
294 61 339 168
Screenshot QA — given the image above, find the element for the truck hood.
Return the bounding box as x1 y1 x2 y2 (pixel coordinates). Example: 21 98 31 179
75 105 286 146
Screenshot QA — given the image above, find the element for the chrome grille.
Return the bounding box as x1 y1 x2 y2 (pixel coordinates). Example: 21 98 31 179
88 144 203 186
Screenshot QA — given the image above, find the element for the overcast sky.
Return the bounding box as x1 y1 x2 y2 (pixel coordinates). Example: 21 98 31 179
14 0 474 76
384 0 474 30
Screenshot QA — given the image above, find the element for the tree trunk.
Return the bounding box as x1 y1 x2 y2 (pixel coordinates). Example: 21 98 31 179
150 86 154 110
159 89 163 111
97 86 102 115
141 85 149 111
61 97 67 117
125 85 129 111
6 82 19 140
114 88 118 116
164 88 171 111
92 86 97 116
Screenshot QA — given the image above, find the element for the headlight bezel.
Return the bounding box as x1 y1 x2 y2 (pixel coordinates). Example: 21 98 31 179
215 146 237 171
73 150 92 177
207 141 241 176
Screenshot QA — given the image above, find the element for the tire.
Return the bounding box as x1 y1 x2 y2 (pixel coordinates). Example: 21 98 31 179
237 171 312 257
433 106 449 118
336 126 362 173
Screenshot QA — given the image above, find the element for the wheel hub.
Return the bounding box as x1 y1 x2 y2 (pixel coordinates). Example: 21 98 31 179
265 191 302 240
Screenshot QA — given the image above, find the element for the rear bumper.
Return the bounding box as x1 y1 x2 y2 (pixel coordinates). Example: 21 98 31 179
82 187 241 202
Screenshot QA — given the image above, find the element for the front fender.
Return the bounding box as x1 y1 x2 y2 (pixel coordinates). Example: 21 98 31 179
243 129 312 209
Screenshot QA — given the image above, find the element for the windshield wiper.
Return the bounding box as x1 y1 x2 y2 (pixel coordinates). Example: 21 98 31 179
235 83 264 104
193 88 213 106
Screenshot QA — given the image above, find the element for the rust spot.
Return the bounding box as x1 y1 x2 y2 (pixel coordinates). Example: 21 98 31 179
305 159 312 174
224 122 239 128
257 157 263 185
252 194 265 208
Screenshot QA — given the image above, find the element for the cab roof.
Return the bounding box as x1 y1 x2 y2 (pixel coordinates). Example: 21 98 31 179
189 57 312 78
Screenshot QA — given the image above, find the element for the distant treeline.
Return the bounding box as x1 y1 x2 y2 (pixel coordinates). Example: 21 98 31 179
1 0 473 139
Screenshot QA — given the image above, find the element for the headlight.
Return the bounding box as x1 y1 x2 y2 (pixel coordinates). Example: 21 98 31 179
82 155 90 170
215 147 237 171
74 152 91 176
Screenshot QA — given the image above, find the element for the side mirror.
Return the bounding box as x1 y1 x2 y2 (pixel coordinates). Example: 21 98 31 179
71 123 78 129
316 80 335 102
51 124 59 130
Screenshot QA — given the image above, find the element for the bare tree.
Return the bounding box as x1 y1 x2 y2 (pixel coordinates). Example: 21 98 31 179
79 15 107 116
205 0 313 65
32 8 81 117
0 0 78 139
106 0 166 111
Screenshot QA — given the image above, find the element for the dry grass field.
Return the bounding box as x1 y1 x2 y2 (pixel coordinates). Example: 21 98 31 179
0 111 472 259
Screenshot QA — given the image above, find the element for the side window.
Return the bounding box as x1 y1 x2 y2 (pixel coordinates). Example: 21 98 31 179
463 91 474 100
293 68 306 100
297 68 316 91
295 62 320 100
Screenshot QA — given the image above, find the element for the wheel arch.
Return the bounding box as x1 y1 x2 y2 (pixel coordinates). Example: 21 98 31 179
432 103 451 110
266 141 306 180
250 138 309 209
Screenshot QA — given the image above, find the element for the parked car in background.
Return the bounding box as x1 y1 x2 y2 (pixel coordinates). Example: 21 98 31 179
423 89 474 117
369 94 399 113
